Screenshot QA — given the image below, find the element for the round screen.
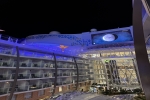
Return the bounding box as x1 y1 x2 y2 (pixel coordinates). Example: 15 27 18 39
102 34 115 41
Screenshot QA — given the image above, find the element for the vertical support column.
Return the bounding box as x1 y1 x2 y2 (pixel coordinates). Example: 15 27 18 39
101 60 107 89
109 61 114 87
132 59 143 89
114 60 120 87
133 0 150 99
102 60 110 89
52 53 57 96
73 57 79 90
99 52 102 57
108 61 113 88
124 64 128 87
8 46 20 100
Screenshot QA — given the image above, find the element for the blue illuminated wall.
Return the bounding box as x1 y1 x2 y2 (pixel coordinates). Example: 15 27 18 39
25 34 91 46
91 30 133 45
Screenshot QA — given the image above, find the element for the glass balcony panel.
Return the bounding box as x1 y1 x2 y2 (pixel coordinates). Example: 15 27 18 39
62 73 70 76
30 74 43 78
42 82 52 88
8 85 29 93
56 56 73 62
20 62 29 67
0 74 10 80
0 87 9 95
0 61 12 67
29 84 42 90
32 63 40 67
75 58 85 63
56 82 62 86
11 73 30 79
0 46 13 55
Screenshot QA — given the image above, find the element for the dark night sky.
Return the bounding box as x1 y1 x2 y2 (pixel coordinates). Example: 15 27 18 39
0 0 132 38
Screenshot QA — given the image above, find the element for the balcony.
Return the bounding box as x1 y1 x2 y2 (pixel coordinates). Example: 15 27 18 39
56 56 74 62
29 84 42 90
0 87 8 95
0 85 29 95
43 73 54 78
10 85 29 92
0 82 54 95
56 81 72 86
11 74 30 79
31 73 43 78
0 72 56 81
42 82 52 88
0 74 10 80
0 60 13 67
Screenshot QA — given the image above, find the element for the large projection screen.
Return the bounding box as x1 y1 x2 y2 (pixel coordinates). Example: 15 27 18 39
91 30 133 45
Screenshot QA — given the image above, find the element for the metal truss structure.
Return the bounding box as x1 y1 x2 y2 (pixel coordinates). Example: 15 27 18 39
81 47 142 90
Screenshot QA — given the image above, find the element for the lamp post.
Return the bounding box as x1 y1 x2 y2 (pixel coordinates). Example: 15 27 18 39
133 0 150 99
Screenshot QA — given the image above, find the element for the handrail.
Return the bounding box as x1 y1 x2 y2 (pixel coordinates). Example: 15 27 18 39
0 34 18 43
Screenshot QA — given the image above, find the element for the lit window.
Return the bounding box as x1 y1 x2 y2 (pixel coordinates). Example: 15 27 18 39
59 86 62 92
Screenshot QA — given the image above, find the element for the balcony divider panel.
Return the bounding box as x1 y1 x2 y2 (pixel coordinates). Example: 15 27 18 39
73 57 79 90
8 46 20 100
133 0 150 99
52 53 58 96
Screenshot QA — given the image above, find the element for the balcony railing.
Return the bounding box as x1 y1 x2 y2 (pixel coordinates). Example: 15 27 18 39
29 84 42 90
0 34 18 43
11 74 30 79
56 81 72 86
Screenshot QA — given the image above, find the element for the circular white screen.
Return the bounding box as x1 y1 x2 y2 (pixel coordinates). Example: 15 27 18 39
102 34 115 41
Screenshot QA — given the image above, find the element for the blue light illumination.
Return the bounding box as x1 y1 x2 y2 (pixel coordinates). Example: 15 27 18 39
26 34 91 46
91 30 133 45
26 43 84 56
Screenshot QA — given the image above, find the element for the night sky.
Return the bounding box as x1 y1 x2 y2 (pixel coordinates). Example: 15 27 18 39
0 0 132 38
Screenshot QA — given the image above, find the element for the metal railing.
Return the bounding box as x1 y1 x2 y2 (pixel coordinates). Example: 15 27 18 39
0 34 18 43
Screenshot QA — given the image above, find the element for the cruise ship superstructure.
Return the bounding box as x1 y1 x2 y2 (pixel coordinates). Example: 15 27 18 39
0 26 143 100
0 32 95 100
0 4 150 100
